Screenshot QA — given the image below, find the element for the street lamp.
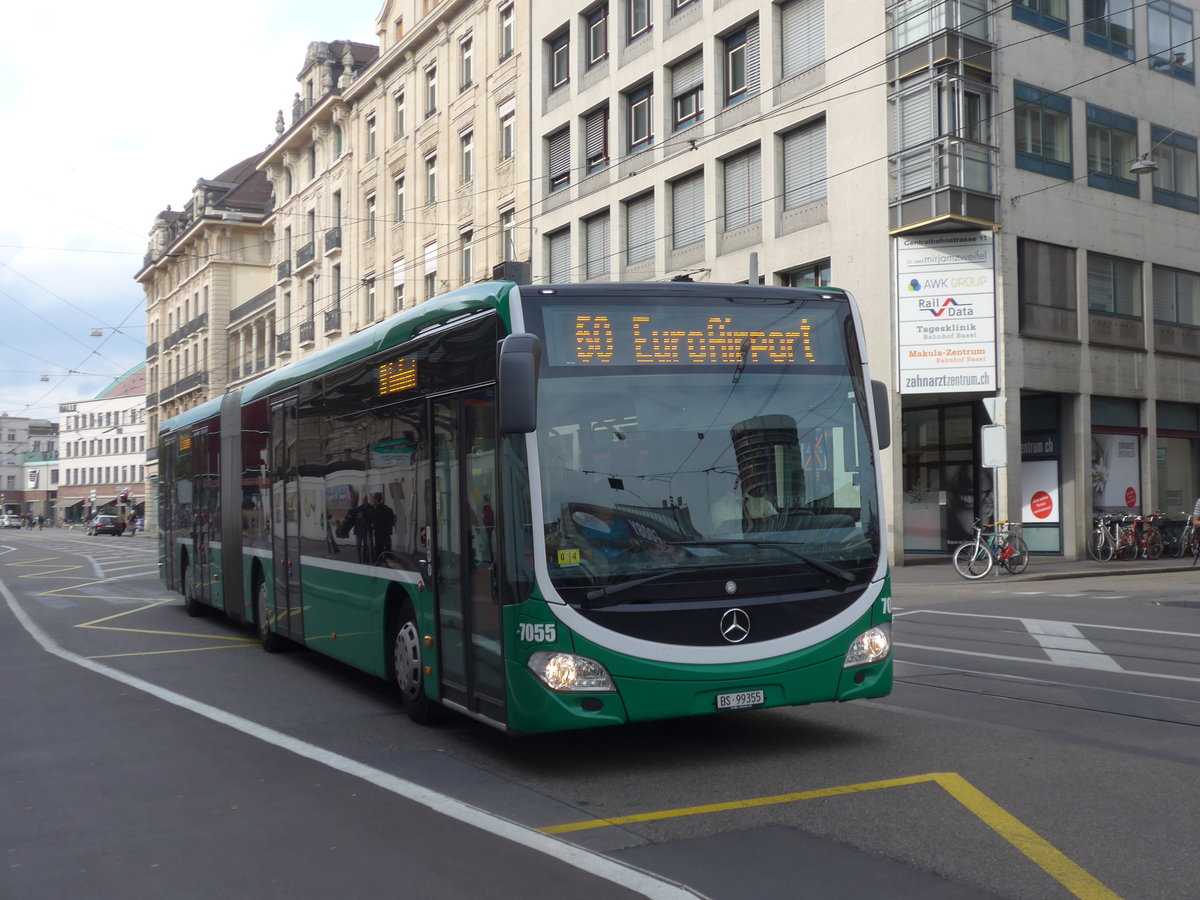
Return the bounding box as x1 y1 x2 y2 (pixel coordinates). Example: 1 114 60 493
1129 153 1158 176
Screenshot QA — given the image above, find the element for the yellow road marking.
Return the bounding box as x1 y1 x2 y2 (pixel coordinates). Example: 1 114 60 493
88 644 257 659
540 772 1121 900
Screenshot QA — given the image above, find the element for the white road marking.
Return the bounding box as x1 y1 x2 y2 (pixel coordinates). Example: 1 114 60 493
1019 619 1123 671
0 577 698 900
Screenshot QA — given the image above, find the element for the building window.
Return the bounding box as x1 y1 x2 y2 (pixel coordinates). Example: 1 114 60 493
500 208 517 261
424 242 439 300
1018 239 1076 337
424 273 437 299
782 117 827 208
392 259 405 310
366 193 377 239
366 114 377 159
1083 0 1134 60
723 147 762 230
671 170 705 248
548 128 571 191
1151 126 1199 212
1148 0 1194 82
308 143 317 179
585 213 610 279
781 259 831 287
460 36 474 90
723 23 760 106
366 277 377 321
394 174 406 221
1087 252 1142 318
460 231 474 284
586 3 608 67
780 0 825 79
584 105 609 172
626 83 653 151
625 191 654 265
1086 105 1139 197
500 111 516 160
333 125 344 156
550 29 570 89
1153 265 1200 325
425 65 437 116
547 228 571 282
1014 82 1072 180
671 54 703 130
628 0 651 42
394 91 406 138
500 4 515 59
425 154 437 204
461 131 474 184
1013 0 1068 36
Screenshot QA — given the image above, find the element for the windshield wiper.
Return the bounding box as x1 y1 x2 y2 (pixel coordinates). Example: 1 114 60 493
678 540 857 588
585 570 678 604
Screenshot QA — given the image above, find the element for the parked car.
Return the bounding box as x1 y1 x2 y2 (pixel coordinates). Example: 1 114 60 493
87 515 124 536
1 514 20 528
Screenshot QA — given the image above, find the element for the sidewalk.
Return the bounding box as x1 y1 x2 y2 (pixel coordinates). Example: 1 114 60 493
891 553 1200 586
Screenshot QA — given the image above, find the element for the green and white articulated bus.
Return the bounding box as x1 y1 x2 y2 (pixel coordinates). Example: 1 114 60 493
158 280 893 734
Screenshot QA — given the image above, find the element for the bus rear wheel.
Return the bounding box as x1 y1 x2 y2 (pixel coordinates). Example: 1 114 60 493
255 579 284 653
182 564 207 617
392 603 433 724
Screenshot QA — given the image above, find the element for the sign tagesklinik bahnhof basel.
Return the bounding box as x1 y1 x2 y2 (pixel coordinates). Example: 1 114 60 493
894 230 996 395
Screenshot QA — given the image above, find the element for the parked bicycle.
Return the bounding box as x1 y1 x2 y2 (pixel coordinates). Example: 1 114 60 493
1161 512 1200 559
1087 513 1119 562
1115 512 1165 561
953 520 1030 579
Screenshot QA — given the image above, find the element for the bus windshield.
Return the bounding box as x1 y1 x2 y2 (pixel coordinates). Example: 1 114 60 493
526 291 881 605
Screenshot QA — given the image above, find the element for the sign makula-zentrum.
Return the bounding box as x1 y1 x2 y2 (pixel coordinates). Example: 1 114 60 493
894 230 996 394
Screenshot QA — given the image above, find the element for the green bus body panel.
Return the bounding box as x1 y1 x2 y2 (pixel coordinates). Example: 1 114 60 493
502 592 892 735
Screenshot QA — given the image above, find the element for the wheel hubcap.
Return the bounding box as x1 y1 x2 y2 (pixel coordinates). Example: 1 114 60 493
394 622 422 700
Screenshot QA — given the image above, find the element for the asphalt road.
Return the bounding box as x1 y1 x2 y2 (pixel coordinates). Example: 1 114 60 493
4 530 1198 899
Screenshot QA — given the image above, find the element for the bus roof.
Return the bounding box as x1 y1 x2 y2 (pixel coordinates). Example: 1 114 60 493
160 281 516 435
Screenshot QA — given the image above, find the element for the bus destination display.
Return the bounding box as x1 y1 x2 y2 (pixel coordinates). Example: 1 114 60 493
541 306 840 367
378 357 419 396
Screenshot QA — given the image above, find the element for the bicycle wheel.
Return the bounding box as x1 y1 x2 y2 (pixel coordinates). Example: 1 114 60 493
1097 528 1116 562
1167 528 1185 558
1116 529 1139 561
1188 527 1200 558
953 541 993 579
1003 536 1030 574
1087 527 1110 562
1143 529 1164 560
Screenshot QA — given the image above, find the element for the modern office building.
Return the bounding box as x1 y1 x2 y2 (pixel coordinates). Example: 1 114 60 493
526 0 1200 560
58 364 148 524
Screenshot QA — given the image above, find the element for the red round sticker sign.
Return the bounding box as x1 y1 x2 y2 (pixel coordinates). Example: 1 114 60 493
1030 491 1053 520
1125 486 1137 507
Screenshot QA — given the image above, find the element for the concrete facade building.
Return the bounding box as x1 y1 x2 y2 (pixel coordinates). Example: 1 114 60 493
526 0 1200 561
58 364 148 524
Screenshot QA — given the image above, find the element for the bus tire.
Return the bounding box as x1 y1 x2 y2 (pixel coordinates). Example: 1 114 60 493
392 601 434 724
182 560 207 617
255 578 285 653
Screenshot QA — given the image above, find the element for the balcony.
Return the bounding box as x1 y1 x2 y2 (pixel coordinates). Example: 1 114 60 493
276 259 292 281
299 320 315 345
296 241 316 271
145 342 158 360
276 333 292 354
324 226 342 253
889 138 999 232
324 309 342 333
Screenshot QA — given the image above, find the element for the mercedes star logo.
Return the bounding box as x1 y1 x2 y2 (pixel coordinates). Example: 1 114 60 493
720 608 751 644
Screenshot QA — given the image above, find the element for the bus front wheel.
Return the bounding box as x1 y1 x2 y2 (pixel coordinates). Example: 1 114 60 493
392 603 433 724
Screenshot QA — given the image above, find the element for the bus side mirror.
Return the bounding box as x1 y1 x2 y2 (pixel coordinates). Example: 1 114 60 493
498 333 542 434
871 380 891 450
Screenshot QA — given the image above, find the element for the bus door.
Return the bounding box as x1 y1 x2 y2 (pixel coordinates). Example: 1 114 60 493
191 428 212 607
429 388 504 723
161 435 178 589
270 399 305 642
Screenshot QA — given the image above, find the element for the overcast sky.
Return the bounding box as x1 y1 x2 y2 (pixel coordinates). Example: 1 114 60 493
0 2 375 420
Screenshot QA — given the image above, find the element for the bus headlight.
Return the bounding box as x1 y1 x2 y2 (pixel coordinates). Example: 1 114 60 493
843 624 891 668
528 651 615 692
